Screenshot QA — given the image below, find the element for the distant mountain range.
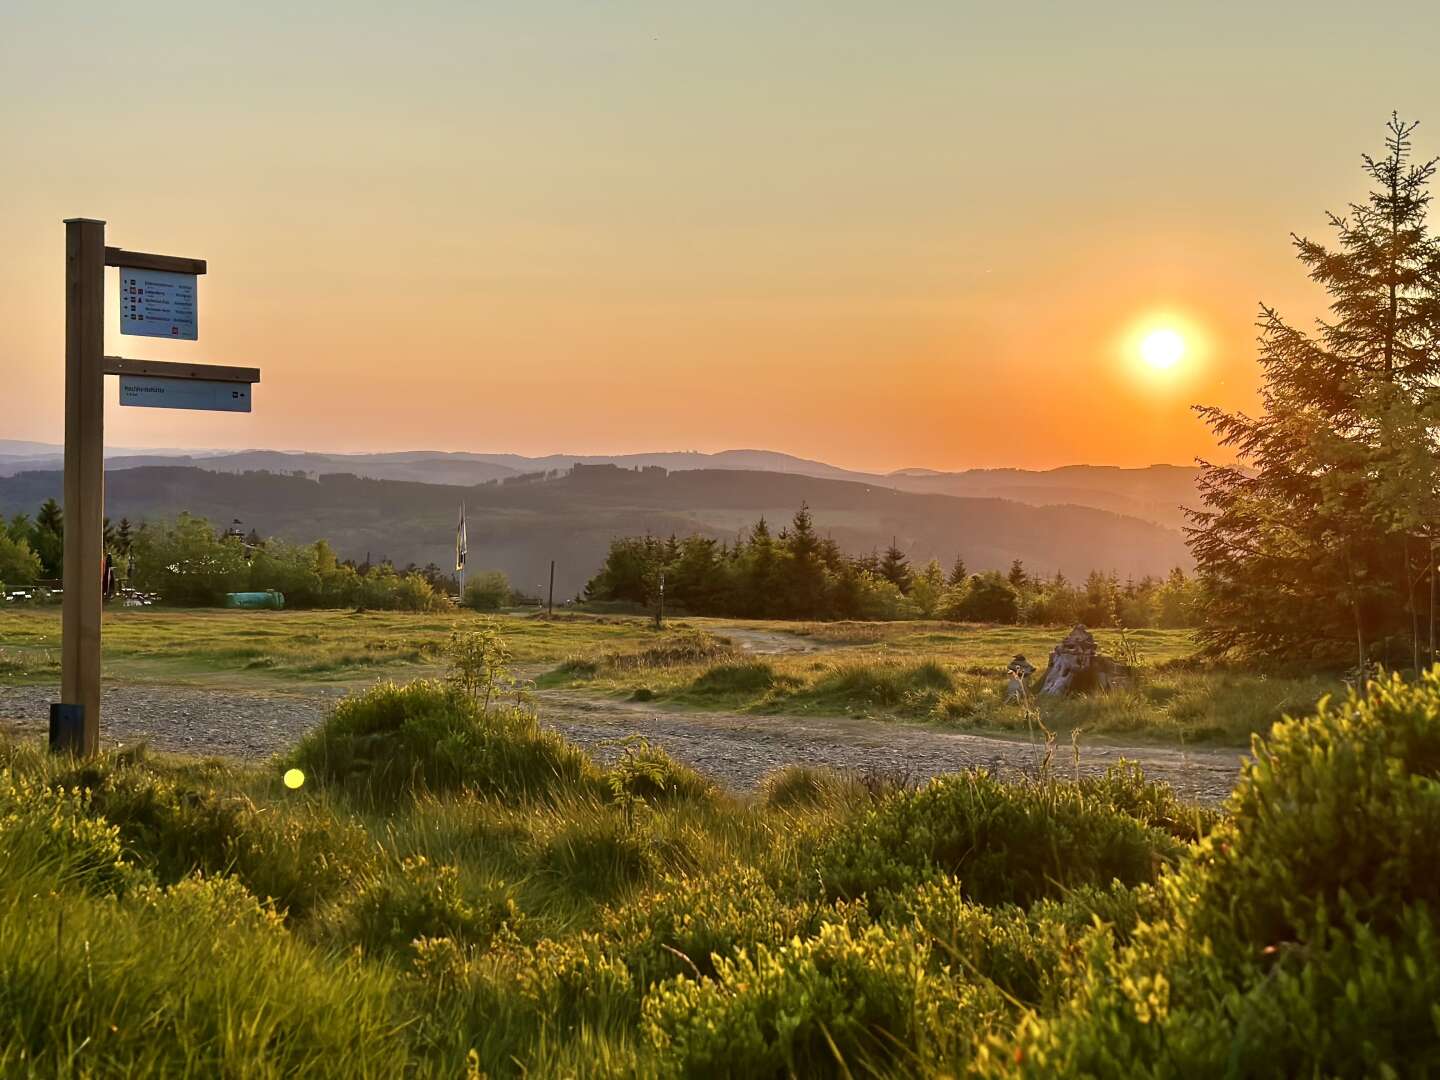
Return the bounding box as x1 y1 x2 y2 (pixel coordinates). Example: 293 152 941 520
0 442 1203 529
0 460 1194 600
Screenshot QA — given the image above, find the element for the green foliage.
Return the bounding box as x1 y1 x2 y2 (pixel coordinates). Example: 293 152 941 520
1190 117 1440 666
5 641 1440 1075
605 737 716 811
643 922 988 1078
290 680 602 805
814 768 1178 905
332 855 522 959
0 531 42 587
690 659 783 694
462 569 512 611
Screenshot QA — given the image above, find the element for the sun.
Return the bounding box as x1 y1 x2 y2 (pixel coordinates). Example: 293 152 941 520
1139 328 1185 370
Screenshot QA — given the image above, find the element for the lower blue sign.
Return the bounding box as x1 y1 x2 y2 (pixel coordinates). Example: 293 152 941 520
118 376 252 413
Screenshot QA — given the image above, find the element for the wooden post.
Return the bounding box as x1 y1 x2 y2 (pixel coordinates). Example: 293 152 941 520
547 560 555 617
62 218 107 755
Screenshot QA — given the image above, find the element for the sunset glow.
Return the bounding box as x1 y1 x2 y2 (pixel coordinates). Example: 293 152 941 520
1140 329 1186 370
1 3 1434 470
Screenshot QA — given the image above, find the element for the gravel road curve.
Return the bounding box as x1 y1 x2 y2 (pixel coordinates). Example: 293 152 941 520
0 682 1244 804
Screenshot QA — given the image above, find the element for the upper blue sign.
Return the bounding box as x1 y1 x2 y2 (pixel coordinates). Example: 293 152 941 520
119 268 197 340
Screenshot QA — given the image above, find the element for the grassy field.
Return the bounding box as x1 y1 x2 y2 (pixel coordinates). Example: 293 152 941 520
543 621 1342 746
0 669 1433 1076
0 609 1344 746
0 608 659 688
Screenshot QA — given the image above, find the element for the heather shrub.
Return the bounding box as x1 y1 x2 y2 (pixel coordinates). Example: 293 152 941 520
643 921 994 1078
814 769 1177 905
331 856 522 960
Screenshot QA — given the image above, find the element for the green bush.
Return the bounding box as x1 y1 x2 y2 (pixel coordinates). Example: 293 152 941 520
463 570 513 611
0 769 142 895
40 757 371 919
691 660 782 694
643 922 990 1078
290 680 603 805
332 856 522 960
814 769 1177 905
759 764 849 810
0 875 406 1077
1191 671 1440 945
606 738 716 808
602 867 856 988
990 671 1440 1077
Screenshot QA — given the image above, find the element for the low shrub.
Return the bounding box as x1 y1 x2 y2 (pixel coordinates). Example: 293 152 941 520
0 769 142 896
602 867 858 988
604 629 736 671
759 764 847 810
813 769 1178 905
691 660 783 694
606 738 716 808
643 922 993 1078
330 856 522 960
290 680 603 805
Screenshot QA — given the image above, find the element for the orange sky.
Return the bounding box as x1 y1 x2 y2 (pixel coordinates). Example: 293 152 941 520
3 2 1438 472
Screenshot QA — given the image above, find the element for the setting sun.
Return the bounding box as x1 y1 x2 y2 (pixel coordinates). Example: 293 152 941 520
1140 328 1186 370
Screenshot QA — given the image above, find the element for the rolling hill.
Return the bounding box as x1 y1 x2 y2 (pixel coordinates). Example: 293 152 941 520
0 442 1203 528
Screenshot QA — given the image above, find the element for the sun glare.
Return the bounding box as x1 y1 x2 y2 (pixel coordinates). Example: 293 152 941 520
1139 328 1185 370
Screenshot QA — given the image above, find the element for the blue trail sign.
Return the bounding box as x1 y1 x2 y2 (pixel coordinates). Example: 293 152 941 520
119 268 198 340
118 374 251 412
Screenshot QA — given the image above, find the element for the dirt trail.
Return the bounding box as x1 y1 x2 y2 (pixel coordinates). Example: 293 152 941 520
0 675 1245 805
531 689 1242 804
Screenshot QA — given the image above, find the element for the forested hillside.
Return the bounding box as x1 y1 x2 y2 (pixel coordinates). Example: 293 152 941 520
0 465 1190 600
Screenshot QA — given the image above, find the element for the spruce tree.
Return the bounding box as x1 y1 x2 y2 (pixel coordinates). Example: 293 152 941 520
947 555 968 587
879 538 913 594
1190 116 1440 665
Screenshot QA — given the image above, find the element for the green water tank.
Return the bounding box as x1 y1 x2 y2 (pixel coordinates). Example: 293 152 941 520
223 591 285 610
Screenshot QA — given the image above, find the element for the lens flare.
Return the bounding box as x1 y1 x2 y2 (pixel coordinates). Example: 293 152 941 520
283 768 305 790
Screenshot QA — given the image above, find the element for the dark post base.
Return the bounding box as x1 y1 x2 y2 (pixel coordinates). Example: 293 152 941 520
49 703 86 755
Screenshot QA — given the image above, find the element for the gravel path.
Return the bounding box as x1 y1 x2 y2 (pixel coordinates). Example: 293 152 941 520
0 680 1244 803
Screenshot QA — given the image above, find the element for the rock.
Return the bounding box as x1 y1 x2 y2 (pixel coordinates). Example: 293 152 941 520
1038 625 1124 696
1005 654 1036 703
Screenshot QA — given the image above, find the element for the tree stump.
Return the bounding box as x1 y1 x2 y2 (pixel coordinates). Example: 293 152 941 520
1038 625 1123 696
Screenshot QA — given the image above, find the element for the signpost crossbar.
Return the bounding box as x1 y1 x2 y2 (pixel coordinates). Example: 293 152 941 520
103 356 260 384
104 247 207 275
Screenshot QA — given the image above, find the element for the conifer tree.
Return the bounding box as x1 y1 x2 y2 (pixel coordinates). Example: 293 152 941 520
879 538 913 594
947 555 968 587
1189 117 1440 665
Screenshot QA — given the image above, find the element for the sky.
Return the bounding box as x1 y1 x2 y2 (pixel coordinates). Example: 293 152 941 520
3 1 1439 472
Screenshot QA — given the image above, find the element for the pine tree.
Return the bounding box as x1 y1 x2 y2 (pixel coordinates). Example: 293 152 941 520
947 555 968 587
1189 117 1440 665
879 538 913 594
1007 558 1028 591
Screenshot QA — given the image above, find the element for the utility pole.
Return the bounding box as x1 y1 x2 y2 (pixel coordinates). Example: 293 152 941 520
547 559 555 617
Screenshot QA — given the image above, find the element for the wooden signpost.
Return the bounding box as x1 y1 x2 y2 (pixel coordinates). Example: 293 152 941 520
56 218 259 756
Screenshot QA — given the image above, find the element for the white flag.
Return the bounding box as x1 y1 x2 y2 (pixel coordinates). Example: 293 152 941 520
455 504 467 572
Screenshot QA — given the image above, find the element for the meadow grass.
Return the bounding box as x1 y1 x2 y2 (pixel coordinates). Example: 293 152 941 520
0 608 1345 744
546 621 1342 745
0 607 667 687
1 669 1435 1076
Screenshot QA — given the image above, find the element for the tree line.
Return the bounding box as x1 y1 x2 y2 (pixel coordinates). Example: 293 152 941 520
582 503 1200 627
0 506 518 613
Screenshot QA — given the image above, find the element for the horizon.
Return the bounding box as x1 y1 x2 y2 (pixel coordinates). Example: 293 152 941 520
5 2 1438 469
0 436 1199 476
